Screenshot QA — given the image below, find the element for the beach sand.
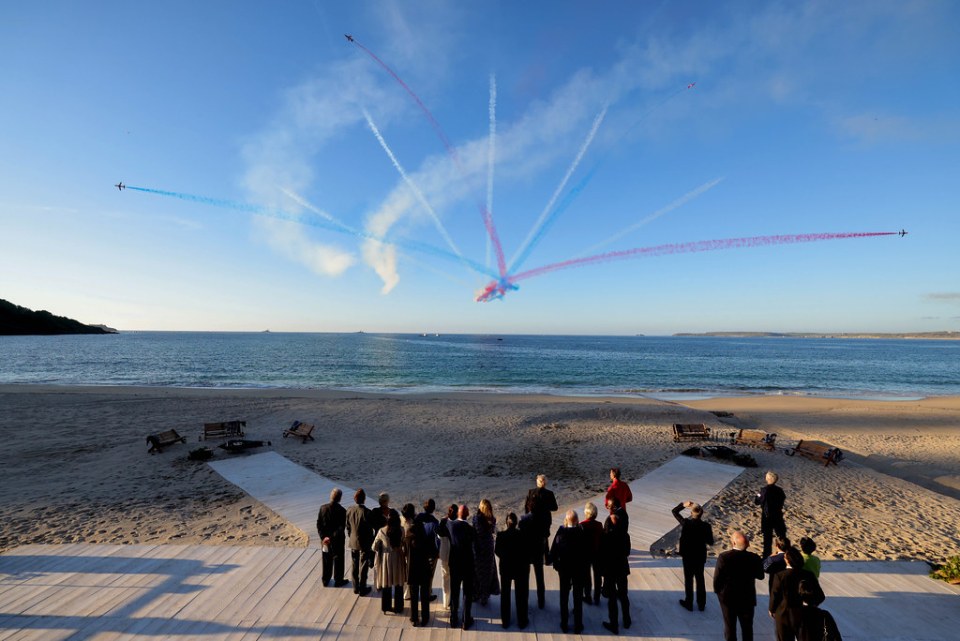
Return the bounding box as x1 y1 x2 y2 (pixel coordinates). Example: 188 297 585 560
1 386 958 565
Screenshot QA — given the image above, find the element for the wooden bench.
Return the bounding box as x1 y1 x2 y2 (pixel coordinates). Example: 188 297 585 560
789 439 843 466
282 420 315 443
200 421 246 441
147 429 187 454
673 423 710 442
734 429 777 451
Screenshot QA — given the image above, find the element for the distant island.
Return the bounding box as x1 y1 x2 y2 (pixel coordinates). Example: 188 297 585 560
673 331 960 340
0 299 117 336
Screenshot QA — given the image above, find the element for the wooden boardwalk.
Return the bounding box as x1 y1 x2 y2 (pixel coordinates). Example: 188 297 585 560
2 543 957 640
2 455 957 639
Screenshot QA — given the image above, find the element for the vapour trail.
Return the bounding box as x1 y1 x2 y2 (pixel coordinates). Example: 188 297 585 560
511 232 899 283
508 105 609 274
349 36 508 278
485 73 497 272
124 185 499 279
580 177 725 256
361 108 470 272
280 186 353 229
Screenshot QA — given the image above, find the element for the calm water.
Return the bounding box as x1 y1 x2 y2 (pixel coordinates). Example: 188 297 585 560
1 333 958 400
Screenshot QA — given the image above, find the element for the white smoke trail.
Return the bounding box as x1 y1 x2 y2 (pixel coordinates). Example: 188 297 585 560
362 108 468 268
509 104 609 269
485 73 497 273
579 177 725 256
279 187 350 228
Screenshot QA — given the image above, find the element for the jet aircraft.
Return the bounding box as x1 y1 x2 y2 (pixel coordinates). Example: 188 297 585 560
115 182 125 191
899 229 908 237
345 34 354 42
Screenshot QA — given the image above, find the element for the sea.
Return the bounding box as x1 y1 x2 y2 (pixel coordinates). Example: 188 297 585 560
1 333 958 401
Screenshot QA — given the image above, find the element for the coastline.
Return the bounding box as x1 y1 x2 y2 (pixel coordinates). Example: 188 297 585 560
1 385 958 565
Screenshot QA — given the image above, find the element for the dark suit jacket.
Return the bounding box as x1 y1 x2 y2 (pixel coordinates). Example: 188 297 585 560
448 518 477 571
317 501 346 547
550 525 586 577
770 568 822 618
601 515 631 578
495 527 529 579
345 503 374 550
713 548 765 608
672 504 715 562
526 487 558 536
755 484 786 519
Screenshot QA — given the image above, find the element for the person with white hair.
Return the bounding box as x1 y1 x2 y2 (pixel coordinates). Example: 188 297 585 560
580 501 604 605
755 471 787 558
317 487 348 587
525 473 558 609
549 510 586 634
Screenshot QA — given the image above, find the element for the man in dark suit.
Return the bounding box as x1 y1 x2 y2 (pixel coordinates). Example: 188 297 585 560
550 510 587 634
601 506 632 635
714 530 765 641
495 512 530 629
317 487 348 587
448 504 477 629
344 488 374 596
673 501 715 612
755 471 787 558
769 548 824 641
525 473 558 609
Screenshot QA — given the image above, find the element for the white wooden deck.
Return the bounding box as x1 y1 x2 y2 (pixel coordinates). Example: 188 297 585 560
2 455 957 639
1 543 957 640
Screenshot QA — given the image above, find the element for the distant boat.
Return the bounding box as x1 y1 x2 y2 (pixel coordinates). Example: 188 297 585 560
262 329 271 333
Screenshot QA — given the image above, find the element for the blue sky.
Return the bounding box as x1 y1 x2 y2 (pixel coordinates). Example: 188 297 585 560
2 1 958 333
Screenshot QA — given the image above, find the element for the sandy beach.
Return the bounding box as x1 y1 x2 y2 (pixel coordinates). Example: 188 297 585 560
1 385 958 565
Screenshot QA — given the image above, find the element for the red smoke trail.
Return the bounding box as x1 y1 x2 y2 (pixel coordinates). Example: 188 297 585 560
350 38 508 278
511 231 898 283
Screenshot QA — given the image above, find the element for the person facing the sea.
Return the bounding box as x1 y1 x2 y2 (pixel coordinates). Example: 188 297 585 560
769 548 824 641
316 487 348 588
414 499 441 602
580 501 604 605
756 471 787 558
525 474 558 609
764 537 792 592
437 504 457 610
345 488 374 596
606 467 633 514
714 530 765 641
799 537 821 578
373 509 407 615
601 502 632 635
550 509 586 634
448 504 477 629
402 503 432 627
673 501 715 612
495 512 530 629
472 498 500 605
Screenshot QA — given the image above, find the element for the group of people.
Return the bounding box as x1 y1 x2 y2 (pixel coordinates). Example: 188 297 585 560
316 469 634 633
316 467 840 640
672 470 841 641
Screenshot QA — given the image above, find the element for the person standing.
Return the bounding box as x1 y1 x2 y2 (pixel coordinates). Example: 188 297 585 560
472 498 501 605
495 512 530 629
550 510 586 634
797 579 842 641
436 504 456 610
374 509 407 615
755 471 787 559
415 499 442 602
580 501 604 605
448 504 477 629
525 474 558 609
799 537 821 578
764 537 792 593
601 506 632 634
316 488 348 587
605 467 633 515
769 548 824 641
345 488 374 596
403 503 432 627
673 501 715 612
714 530 765 641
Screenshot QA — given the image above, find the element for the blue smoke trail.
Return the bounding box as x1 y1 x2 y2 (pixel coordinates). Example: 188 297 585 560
125 185 499 279
507 164 601 274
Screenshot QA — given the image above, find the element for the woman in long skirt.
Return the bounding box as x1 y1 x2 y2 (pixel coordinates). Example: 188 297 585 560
472 498 501 605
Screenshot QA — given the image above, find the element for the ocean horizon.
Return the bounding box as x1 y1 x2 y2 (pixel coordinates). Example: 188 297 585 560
1 332 958 401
